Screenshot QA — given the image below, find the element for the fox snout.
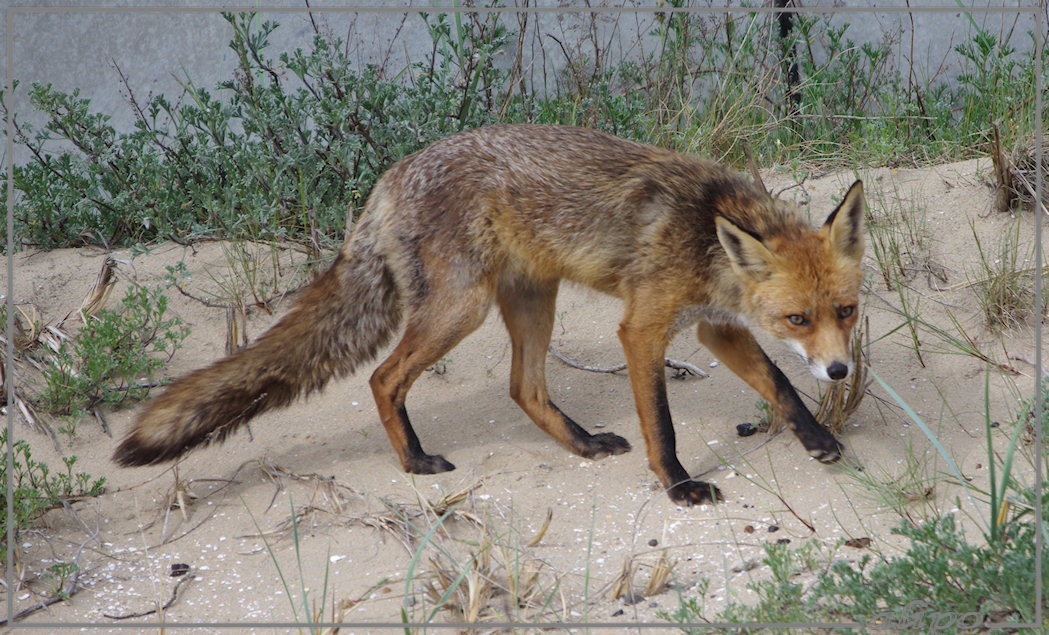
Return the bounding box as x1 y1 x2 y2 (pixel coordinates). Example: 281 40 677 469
822 360 851 382
785 340 852 383
827 361 850 381
808 357 852 383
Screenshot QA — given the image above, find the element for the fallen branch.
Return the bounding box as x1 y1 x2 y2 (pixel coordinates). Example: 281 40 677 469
548 346 708 378
1009 353 1049 378
2 522 98 625
103 567 196 620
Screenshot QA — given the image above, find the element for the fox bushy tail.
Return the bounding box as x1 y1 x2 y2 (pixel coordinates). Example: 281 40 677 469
113 236 401 466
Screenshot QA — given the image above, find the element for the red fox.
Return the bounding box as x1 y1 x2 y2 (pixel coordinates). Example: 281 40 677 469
114 124 865 505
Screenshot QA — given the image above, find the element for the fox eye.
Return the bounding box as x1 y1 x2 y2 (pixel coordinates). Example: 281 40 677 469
838 306 855 320
787 314 808 326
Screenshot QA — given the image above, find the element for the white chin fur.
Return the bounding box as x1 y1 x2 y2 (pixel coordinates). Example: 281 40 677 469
786 340 851 383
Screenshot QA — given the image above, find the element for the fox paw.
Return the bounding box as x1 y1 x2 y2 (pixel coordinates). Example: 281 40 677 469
807 436 844 464
578 433 632 459
404 453 456 474
667 480 723 506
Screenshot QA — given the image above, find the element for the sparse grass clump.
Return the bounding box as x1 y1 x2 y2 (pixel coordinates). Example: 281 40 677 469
969 217 1041 331
669 375 1049 631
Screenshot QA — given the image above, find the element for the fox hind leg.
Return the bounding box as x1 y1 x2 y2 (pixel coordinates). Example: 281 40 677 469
369 285 494 475
497 278 631 460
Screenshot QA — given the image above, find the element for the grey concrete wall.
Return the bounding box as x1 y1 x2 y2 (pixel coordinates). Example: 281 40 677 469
2 1 1043 160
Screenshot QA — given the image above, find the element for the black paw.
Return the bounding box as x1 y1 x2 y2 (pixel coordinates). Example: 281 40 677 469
806 434 844 464
667 479 723 505
578 433 632 459
405 453 456 474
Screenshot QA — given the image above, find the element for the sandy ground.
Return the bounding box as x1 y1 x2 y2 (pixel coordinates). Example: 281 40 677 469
3 157 1045 631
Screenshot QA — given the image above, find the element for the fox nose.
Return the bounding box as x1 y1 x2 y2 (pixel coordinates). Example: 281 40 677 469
826 362 849 381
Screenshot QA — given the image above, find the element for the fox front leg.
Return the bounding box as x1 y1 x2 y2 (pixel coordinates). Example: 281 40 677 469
697 320 844 462
618 310 724 505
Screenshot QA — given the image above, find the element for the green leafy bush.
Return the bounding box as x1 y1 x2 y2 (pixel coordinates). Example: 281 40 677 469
0 427 106 564
39 283 189 429
1 9 1044 251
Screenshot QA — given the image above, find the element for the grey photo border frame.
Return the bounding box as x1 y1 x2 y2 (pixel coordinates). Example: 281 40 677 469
4 1 1044 630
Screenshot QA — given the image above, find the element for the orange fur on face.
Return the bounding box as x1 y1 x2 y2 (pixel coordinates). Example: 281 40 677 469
748 232 863 381
717 181 865 382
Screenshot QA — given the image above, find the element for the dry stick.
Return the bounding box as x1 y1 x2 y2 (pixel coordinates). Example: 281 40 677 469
990 123 1015 215
742 140 770 196
0 576 90 624
149 502 222 550
2 525 100 625
771 490 816 533
102 567 196 620
169 279 297 311
1009 353 1049 378
547 346 709 378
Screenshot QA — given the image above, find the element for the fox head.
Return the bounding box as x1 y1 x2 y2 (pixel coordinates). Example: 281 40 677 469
716 181 865 382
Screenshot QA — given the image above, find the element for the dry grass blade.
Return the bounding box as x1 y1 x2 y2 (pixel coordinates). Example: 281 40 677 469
425 549 494 623
501 549 544 609
324 582 391 635
608 550 676 602
251 457 360 513
15 396 40 430
358 512 415 553
425 483 477 515
990 123 1015 215
608 557 633 601
39 325 71 356
420 481 486 526
524 508 553 548
549 346 708 378
12 303 42 351
1012 170 1049 217
643 550 675 596
225 305 248 355
389 490 560 623
992 131 1047 215
76 256 117 322
1010 134 1048 213
247 504 328 542
0 350 40 431
742 139 771 198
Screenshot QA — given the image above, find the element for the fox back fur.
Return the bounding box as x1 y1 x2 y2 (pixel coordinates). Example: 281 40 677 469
115 124 865 505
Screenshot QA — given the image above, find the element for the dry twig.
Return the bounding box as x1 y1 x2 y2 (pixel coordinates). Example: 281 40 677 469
548 346 708 378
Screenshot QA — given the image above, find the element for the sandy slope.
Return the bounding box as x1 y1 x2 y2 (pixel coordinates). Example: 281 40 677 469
4 157 1045 629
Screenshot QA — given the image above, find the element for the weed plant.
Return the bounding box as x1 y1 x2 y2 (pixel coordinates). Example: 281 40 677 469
667 373 1049 632
2 9 1045 251
39 282 189 433
0 427 106 564
969 217 1040 331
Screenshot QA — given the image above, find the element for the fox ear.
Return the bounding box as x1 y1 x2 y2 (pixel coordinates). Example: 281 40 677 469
716 216 775 281
823 180 865 263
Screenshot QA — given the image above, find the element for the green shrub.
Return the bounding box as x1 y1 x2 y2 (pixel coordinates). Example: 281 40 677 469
38 283 189 432
0 427 106 564
1 9 1044 251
